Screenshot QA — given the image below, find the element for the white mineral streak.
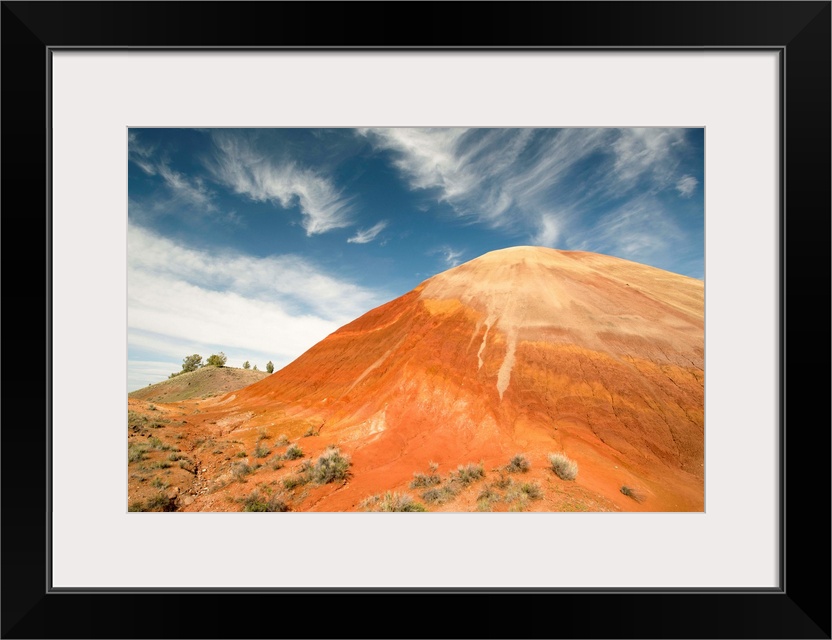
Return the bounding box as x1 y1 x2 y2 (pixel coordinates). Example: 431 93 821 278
367 408 387 434
420 248 571 401
418 246 705 400
496 329 517 399
345 337 405 394
477 317 493 371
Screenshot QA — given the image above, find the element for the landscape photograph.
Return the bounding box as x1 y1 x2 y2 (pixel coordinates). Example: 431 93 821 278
127 127 704 513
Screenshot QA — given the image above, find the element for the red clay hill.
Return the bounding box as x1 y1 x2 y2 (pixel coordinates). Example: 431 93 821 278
128 247 704 513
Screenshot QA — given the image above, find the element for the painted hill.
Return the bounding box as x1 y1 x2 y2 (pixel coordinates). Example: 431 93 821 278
128 365 269 403
128 247 704 513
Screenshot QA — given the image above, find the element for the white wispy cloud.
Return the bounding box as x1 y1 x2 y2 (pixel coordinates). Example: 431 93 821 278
573 196 683 267
359 127 471 194
532 213 560 247
357 128 609 238
129 225 381 320
128 331 280 376
675 175 699 197
429 245 464 268
127 276 335 360
359 128 538 225
155 163 214 210
362 127 698 261
127 358 182 392
347 220 388 244
445 249 464 267
206 132 353 235
128 132 157 175
611 128 686 190
127 224 388 387
129 132 216 212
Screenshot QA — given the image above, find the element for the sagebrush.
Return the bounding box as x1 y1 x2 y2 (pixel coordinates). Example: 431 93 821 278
506 454 530 473
548 452 578 480
242 490 289 512
362 492 426 512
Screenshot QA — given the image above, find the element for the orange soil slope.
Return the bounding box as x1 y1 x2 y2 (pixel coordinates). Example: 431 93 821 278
170 247 703 512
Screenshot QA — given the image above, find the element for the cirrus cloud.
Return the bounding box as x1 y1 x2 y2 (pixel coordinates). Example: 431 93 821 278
675 175 699 197
127 224 388 389
205 132 354 235
347 220 388 244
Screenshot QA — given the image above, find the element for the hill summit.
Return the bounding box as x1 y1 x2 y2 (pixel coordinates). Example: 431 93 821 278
129 365 269 403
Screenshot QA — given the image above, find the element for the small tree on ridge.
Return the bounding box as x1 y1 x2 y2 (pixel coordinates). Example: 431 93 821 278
205 352 227 367
181 354 202 373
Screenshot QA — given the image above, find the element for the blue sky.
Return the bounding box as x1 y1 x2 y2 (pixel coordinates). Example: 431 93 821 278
128 128 704 390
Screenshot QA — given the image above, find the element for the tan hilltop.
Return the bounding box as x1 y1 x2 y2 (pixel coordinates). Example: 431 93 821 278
129 365 269 404
128 247 704 513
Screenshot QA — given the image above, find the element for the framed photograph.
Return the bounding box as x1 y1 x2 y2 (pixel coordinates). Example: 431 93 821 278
3 2 829 638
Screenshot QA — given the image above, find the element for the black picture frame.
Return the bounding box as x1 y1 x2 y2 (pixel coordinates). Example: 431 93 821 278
2 2 829 638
